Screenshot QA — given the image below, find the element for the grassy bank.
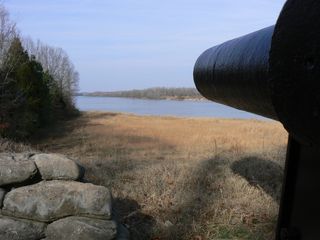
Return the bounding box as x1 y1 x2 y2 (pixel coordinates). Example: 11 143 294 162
30 112 287 240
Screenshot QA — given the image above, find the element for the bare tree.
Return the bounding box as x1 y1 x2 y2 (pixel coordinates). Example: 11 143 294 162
23 38 79 107
0 4 21 130
0 4 17 63
0 4 19 83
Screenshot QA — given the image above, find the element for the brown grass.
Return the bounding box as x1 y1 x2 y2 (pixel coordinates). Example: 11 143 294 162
31 111 288 240
0 138 34 153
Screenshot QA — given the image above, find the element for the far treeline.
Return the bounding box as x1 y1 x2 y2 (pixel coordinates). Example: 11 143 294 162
78 87 204 100
0 4 79 139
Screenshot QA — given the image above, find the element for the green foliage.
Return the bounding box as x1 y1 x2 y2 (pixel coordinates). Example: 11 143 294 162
0 37 78 139
1 38 45 137
0 4 79 139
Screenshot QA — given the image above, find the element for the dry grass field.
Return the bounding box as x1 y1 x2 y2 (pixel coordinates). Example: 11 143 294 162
29 111 287 240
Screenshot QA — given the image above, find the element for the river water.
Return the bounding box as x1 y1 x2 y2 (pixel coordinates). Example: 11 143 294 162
76 96 267 120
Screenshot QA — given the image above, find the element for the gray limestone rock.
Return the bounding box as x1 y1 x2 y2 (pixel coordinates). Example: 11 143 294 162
0 216 46 240
0 153 15 161
2 180 112 222
0 154 37 186
45 216 117 240
31 153 83 180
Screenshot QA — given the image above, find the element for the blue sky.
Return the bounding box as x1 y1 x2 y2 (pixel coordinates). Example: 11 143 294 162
6 0 286 92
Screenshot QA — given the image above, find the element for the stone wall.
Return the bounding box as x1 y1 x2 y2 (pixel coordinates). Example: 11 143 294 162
0 153 129 240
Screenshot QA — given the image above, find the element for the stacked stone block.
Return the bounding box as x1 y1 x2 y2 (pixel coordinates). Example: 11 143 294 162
0 153 128 240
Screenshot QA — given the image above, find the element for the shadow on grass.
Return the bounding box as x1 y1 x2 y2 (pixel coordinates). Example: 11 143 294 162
162 156 230 239
113 197 156 240
231 157 284 203
30 112 119 151
32 112 118 140
163 155 285 239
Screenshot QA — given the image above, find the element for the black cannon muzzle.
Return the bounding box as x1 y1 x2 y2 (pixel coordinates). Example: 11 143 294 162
194 0 320 146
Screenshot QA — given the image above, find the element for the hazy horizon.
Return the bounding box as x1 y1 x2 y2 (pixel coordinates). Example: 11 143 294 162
7 0 285 92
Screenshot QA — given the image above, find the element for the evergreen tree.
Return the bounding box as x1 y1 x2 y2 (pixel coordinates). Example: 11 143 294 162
0 4 79 139
1 38 51 138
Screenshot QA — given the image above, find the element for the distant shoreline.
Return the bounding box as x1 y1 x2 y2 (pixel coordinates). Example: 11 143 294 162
76 87 205 101
76 94 206 102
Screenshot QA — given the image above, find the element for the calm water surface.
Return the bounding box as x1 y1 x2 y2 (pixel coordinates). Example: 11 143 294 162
76 96 267 120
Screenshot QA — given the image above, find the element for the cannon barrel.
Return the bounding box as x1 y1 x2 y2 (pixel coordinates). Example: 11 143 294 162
194 26 276 119
194 1 320 239
194 0 320 146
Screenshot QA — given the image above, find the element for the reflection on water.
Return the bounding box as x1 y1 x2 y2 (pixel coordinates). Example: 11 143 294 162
76 96 267 120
